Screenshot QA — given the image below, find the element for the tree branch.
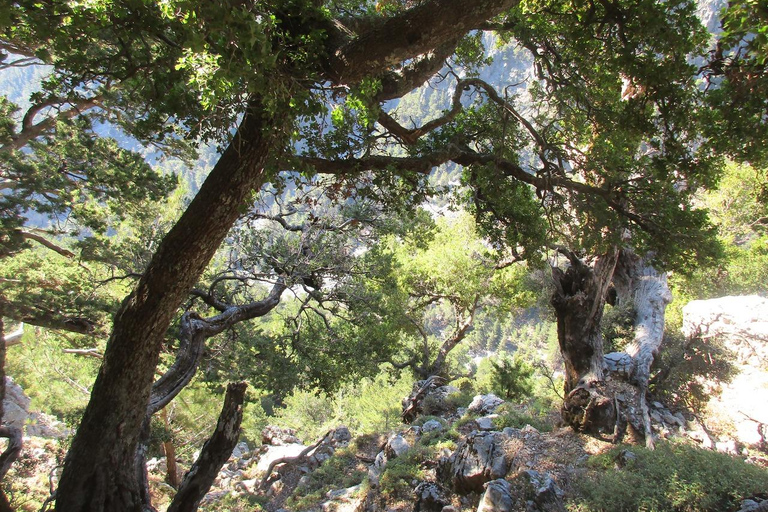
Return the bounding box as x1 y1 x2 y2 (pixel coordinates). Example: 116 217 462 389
166 382 247 512
326 0 520 86
15 229 75 258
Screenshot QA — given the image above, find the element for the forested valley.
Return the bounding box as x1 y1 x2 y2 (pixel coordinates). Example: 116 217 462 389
1 0 768 510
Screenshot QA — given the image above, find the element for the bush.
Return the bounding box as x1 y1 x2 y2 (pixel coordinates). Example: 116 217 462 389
572 441 768 512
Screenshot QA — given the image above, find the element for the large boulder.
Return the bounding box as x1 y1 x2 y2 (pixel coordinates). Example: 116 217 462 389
438 431 513 493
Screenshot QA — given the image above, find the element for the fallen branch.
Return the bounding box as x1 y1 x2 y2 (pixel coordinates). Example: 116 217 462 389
258 429 334 490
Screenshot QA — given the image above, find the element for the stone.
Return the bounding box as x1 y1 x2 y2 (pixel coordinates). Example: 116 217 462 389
468 394 505 415
422 419 444 433
662 411 679 426
476 415 498 431
386 433 411 459
262 425 301 445
332 426 352 446
322 484 363 512
231 441 250 459
511 470 565 512
25 411 70 438
438 431 512 493
413 482 450 512
237 478 258 493
477 479 514 512
715 439 738 455
615 449 637 468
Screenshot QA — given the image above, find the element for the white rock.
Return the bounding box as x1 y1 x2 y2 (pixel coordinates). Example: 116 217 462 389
386 434 411 458
468 394 505 415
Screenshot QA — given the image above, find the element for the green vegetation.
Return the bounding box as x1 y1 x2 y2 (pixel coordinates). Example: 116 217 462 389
1 0 768 508
573 442 768 512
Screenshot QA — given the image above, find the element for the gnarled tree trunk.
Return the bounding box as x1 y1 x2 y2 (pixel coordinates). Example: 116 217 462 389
551 250 618 434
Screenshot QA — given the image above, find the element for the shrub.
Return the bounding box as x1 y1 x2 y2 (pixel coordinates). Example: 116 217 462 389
572 441 768 512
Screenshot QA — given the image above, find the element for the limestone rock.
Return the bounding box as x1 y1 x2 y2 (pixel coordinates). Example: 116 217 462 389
438 431 512 493
468 394 505 415
682 296 768 448
477 479 515 512
231 441 250 459
385 433 412 459
322 484 363 512
476 415 498 431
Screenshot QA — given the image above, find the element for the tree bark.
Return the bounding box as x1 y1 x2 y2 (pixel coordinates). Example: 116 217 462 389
551 250 619 433
161 408 180 489
166 382 247 512
55 101 284 512
611 250 672 448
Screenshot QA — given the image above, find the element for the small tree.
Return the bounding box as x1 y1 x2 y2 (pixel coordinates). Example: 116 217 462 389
490 355 534 401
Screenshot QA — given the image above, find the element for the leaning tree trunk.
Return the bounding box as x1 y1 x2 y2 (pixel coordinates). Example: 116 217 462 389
55 100 286 512
551 250 618 434
611 250 672 448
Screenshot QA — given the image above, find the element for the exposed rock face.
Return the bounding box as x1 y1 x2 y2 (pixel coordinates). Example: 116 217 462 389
682 296 768 448
477 479 515 512
438 431 512 493
682 295 768 364
322 484 363 512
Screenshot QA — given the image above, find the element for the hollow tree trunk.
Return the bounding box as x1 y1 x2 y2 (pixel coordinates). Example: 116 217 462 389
55 100 285 512
551 250 618 433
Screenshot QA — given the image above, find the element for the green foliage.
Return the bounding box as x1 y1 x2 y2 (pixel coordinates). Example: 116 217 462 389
601 301 637 353
378 443 434 497
489 354 535 401
5 327 99 425
572 442 768 512
270 371 412 441
668 162 768 326
707 0 768 166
